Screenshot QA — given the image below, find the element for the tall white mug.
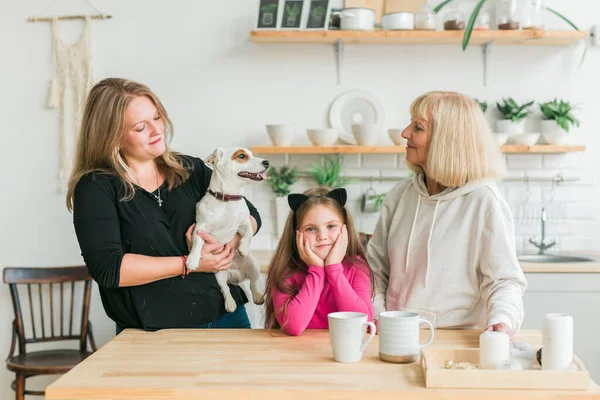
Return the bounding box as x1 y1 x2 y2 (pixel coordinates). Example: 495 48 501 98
328 312 376 363
378 311 435 363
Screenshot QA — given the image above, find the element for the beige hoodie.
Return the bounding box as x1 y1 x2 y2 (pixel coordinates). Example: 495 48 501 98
367 173 527 330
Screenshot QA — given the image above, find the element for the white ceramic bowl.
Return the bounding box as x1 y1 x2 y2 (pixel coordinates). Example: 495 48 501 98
512 133 540 146
266 124 295 146
307 128 338 146
493 133 508 146
352 123 380 146
382 12 415 30
543 133 570 145
388 129 408 146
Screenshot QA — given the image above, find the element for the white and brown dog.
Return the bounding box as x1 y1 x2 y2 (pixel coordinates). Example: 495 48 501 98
186 147 269 312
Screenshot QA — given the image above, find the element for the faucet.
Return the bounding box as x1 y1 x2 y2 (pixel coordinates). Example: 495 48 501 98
529 207 556 255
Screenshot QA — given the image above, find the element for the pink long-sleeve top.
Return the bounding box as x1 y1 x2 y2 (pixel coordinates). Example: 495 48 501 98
272 258 373 336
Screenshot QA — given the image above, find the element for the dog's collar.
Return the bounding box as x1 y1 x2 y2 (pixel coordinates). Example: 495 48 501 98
208 189 243 202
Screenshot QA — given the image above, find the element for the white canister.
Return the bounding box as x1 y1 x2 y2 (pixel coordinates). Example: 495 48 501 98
542 313 573 371
338 8 375 31
382 12 415 30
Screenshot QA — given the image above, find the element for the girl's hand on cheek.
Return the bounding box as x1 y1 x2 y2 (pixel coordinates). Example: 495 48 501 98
325 225 348 266
296 231 324 267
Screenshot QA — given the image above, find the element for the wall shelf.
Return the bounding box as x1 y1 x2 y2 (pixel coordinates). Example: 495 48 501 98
250 30 587 46
252 145 586 154
250 29 587 85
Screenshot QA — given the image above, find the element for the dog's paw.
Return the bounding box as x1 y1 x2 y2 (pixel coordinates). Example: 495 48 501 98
252 290 265 305
186 254 200 271
224 295 237 313
238 246 248 257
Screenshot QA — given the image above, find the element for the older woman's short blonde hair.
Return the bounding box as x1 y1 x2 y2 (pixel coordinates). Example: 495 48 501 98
405 91 505 187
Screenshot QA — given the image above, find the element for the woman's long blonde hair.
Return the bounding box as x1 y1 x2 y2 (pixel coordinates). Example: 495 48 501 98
66 78 189 211
263 186 373 332
406 91 505 187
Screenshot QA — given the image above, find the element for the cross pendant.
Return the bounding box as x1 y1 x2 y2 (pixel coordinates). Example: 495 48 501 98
157 198 163 207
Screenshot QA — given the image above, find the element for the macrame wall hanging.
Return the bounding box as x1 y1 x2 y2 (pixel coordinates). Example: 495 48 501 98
28 0 111 193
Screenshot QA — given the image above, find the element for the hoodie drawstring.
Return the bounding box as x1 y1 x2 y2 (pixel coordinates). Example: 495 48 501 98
423 200 440 288
405 196 421 273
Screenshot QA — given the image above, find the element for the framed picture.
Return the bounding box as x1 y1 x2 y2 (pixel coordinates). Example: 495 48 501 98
304 0 331 30
256 0 280 30
278 0 306 30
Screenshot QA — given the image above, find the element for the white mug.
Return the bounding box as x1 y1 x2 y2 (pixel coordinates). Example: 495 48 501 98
378 311 434 363
328 312 376 363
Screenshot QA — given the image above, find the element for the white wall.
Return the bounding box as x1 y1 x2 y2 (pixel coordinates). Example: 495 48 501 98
1 0 599 397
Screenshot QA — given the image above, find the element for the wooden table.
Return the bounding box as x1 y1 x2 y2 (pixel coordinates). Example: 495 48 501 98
46 329 600 400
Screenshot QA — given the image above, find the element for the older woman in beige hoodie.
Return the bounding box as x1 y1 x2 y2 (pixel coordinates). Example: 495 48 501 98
367 91 526 337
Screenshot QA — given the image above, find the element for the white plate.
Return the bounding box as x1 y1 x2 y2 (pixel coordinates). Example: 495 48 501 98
329 89 385 145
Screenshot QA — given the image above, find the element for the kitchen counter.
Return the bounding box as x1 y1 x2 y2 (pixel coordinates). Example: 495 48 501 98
46 329 599 400
253 251 600 274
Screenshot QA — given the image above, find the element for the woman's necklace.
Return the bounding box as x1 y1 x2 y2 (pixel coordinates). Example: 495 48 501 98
150 169 162 207
135 166 162 207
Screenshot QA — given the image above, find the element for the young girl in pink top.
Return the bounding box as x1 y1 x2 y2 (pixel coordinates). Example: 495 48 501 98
264 187 374 336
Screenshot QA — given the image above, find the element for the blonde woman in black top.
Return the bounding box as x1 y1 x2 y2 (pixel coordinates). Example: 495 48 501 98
66 78 262 332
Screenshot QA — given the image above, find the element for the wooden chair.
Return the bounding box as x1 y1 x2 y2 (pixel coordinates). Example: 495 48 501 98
3 266 97 399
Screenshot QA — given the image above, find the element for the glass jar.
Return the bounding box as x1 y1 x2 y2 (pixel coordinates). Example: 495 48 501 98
443 4 465 31
415 3 437 30
473 4 491 30
522 0 545 30
496 0 522 30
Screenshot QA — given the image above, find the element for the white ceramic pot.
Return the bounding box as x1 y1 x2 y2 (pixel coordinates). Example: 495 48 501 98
540 120 570 144
512 133 540 146
266 124 295 146
307 128 338 146
382 12 415 30
388 129 408 146
496 119 525 134
352 123 380 146
540 119 566 135
339 7 375 30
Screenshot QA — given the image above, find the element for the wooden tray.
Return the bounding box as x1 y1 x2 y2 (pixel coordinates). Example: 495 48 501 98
421 348 590 390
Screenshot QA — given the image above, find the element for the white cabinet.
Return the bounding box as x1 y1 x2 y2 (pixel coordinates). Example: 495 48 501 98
522 273 600 382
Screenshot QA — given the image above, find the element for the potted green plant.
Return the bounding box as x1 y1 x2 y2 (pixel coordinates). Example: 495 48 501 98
539 99 580 144
309 156 355 189
434 0 580 51
475 99 488 113
267 166 299 235
495 97 533 132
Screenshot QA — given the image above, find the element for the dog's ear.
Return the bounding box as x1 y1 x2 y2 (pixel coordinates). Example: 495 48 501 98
205 147 223 168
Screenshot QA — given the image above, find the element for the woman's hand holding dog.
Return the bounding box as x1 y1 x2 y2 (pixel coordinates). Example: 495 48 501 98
185 224 234 272
296 231 324 267
325 225 348 266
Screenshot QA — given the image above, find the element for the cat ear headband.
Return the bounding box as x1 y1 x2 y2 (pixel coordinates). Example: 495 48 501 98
287 188 347 212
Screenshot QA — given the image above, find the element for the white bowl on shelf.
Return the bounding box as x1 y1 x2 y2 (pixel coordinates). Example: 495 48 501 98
493 133 509 146
388 129 408 146
512 133 540 146
307 129 338 146
352 123 380 146
543 132 570 145
266 124 295 146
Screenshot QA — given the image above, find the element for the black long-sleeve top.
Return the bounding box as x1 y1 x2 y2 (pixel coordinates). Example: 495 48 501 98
72 155 261 330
